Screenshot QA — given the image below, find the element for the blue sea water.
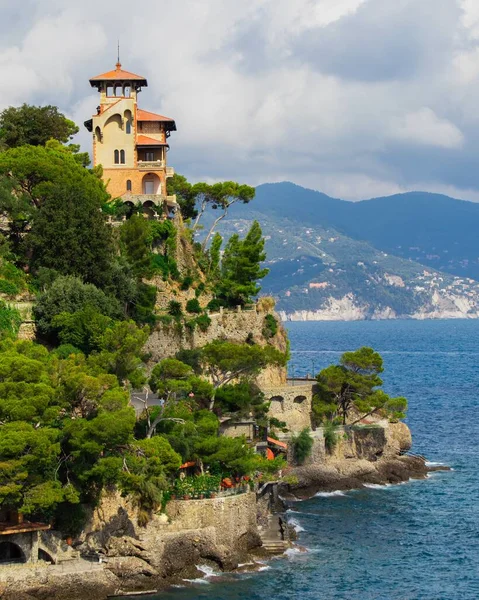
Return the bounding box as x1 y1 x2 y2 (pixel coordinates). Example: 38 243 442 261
148 320 479 600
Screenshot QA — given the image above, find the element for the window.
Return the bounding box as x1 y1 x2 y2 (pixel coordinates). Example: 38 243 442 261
120 150 125 164
115 85 122 97
107 85 114 97
126 120 131 134
114 149 119 164
124 85 131 98
145 151 154 161
126 180 132 192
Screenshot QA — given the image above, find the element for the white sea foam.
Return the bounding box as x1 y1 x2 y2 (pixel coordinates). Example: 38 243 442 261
425 461 446 467
183 577 210 585
285 547 305 557
197 564 219 578
288 517 305 533
314 490 346 497
363 483 394 489
258 565 271 571
237 562 255 568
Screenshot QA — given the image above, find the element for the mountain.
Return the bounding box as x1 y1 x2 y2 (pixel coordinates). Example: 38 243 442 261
210 183 479 320
226 182 479 281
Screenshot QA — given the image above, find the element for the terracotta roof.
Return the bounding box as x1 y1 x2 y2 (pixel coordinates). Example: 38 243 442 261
137 108 175 122
0 521 51 535
179 461 196 469
267 436 288 449
136 135 169 146
90 62 147 84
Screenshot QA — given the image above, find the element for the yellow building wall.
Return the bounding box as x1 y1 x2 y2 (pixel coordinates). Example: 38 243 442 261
103 168 166 199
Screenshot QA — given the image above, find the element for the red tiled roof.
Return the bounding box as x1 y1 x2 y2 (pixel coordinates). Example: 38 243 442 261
180 461 196 469
267 436 288 449
136 135 168 146
90 63 147 83
137 108 175 122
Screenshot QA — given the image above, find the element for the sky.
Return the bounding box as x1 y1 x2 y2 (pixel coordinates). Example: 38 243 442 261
1 0 479 201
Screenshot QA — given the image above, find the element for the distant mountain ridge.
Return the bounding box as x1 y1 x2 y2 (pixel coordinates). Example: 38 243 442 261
232 183 479 281
210 182 479 320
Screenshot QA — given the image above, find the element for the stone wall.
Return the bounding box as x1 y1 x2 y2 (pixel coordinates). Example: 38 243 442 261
145 306 288 387
263 382 314 432
165 492 257 548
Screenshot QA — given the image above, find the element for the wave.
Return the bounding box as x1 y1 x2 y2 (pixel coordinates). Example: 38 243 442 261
288 517 305 533
314 490 346 497
425 461 446 467
363 483 394 489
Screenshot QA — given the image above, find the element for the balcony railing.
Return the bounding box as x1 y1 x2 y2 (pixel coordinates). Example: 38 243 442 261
166 166 175 177
137 160 165 170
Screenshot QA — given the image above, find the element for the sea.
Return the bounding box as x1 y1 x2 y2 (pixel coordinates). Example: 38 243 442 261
130 320 479 600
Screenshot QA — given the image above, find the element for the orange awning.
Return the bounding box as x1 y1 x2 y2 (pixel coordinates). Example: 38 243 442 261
267 436 287 449
179 461 196 469
266 448 275 460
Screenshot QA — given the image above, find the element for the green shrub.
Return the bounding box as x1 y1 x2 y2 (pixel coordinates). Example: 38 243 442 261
206 298 222 312
291 428 313 465
262 314 278 338
186 298 201 314
180 275 193 291
0 301 22 337
0 279 19 296
195 314 211 332
167 300 183 318
157 314 173 326
185 319 196 333
324 421 339 453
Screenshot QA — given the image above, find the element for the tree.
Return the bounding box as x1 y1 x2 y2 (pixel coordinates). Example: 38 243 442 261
0 144 111 279
216 221 269 306
34 276 121 339
167 174 255 245
0 104 79 149
313 347 408 425
200 340 287 410
29 180 115 287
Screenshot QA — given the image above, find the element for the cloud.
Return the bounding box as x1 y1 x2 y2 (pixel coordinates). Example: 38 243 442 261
389 108 465 149
0 0 478 201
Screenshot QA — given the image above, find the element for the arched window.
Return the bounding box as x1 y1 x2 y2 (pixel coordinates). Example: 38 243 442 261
126 180 132 192
107 85 114 97
115 84 122 97
114 149 119 164
124 85 131 98
126 120 131 134
120 150 125 164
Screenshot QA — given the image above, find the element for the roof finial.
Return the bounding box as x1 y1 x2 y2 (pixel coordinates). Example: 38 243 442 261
116 40 121 69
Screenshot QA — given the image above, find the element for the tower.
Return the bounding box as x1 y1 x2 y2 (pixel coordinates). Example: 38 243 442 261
84 61 177 217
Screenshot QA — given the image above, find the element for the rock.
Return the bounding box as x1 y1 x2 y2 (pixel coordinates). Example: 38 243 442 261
106 556 158 578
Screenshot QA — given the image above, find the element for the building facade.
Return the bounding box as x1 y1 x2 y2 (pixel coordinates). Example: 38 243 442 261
84 61 177 217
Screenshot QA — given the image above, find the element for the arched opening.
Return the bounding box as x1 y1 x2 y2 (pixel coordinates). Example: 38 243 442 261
114 149 119 164
0 542 26 563
126 180 132 192
94 126 102 143
142 173 161 195
294 395 307 404
123 201 135 219
38 548 54 563
124 85 131 97
106 85 114 97
104 114 122 130
114 84 123 97
142 201 157 220
120 149 125 164
270 396 285 412
124 110 132 135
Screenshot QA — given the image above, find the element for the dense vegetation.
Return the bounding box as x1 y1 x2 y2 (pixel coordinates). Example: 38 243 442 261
0 104 287 528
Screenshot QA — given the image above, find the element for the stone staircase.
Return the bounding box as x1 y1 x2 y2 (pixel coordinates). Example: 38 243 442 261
258 515 291 554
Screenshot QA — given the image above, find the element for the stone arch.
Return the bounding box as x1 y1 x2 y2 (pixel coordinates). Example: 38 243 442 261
104 113 122 129
0 541 26 563
142 173 161 195
142 200 156 219
294 395 307 404
270 395 285 412
38 548 54 563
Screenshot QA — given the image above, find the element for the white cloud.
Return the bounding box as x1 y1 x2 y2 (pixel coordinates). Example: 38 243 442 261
390 108 465 149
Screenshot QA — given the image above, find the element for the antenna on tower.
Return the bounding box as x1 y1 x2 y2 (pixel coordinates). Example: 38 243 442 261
116 40 121 69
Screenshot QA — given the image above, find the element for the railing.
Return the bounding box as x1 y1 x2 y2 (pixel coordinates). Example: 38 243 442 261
137 160 165 169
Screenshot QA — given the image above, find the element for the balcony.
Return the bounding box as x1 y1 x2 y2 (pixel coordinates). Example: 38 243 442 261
137 160 165 170
166 166 175 178
123 193 177 206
